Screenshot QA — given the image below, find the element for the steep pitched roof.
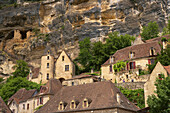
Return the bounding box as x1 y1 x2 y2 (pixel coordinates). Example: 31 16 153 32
164 65 170 75
36 81 139 113
56 50 73 63
145 35 170 44
36 79 62 96
0 96 11 113
8 88 37 104
102 41 161 66
27 67 40 79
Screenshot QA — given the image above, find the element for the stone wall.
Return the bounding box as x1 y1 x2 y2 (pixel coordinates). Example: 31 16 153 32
116 82 146 90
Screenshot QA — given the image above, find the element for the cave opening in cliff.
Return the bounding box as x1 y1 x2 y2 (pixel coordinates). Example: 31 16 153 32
20 31 27 39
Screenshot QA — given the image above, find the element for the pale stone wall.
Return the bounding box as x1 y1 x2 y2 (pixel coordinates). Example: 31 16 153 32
101 65 115 83
40 55 54 84
144 62 168 107
34 95 50 112
9 100 19 113
116 82 145 90
55 51 75 80
62 78 94 86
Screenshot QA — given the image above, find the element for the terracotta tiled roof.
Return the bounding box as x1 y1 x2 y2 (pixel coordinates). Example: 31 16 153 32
145 35 170 44
35 81 139 113
36 79 62 96
0 96 11 113
8 88 37 104
164 65 170 75
102 41 161 66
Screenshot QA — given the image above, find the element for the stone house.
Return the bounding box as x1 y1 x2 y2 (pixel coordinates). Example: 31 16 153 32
33 79 62 112
8 88 37 113
62 74 100 86
101 35 170 83
8 79 62 113
0 96 11 113
144 62 170 107
27 47 75 84
35 81 140 113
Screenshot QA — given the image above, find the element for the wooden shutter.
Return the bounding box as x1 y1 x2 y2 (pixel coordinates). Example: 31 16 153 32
133 62 136 69
126 63 129 70
148 59 151 65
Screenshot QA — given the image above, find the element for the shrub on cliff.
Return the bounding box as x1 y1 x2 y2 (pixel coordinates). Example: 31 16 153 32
141 21 159 40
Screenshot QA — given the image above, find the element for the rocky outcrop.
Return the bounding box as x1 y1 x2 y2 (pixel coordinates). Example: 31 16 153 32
0 0 169 69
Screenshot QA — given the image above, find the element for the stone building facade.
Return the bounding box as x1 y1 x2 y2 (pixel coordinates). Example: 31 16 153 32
27 48 75 84
101 35 170 83
144 62 170 107
35 81 140 113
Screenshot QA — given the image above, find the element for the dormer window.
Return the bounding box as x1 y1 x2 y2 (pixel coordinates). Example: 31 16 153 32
83 98 91 108
116 93 121 104
129 52 135 59
150 47 155 56
30 72 32 78
110 56 114 63
70 100 79 109
58 101 67 110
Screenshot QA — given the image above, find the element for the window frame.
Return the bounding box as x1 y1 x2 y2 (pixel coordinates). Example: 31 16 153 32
47 73 49 80
65 65 69 71
47 63 49 68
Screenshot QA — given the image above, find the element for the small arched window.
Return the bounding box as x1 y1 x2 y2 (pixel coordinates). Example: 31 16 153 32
70 100 79 109
83 98 91 108
58 101 67 110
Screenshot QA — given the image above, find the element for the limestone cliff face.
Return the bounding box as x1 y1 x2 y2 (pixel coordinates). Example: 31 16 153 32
0 0 170 72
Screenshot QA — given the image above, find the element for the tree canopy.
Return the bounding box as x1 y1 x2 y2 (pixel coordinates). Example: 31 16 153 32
147 75 170 113
13 60 30 78
0 77 40 103
141 21 159 40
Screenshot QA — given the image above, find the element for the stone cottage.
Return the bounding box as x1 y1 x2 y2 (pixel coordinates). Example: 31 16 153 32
27 47 75 84
101 35 170 83
144 62 170 107
0 96 11 113
8 88 37 113
35 81 140 113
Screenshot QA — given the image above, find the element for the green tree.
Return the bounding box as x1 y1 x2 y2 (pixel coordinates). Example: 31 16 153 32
147 75 170 113
0 77 40 103
113 61 127 72
13 60 30 78
162 19 170 35
77 38 92 71
118 86 145 108
103 32 135 57
141 21 159 40
91 41 105 70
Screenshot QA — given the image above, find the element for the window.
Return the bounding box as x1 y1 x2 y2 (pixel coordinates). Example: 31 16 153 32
110 56 114 63
47 63 49 68
130 62 136 69
110 65 112 72
148 59 155 65
58 101 66 110
23 104 25 110
65 65 69 71
158 74 162 80
47 56 49 60
130 52 133 58
13 102 15 106
40 97 43 104
84 100 87 107
27 104 29 110
72 82 74 86
12 109 15 113
71 102 74 109
47 73 49 80
150 47 155 56
83 98 91 108
30 72 32 78
47 50 50 54
62 56 64 61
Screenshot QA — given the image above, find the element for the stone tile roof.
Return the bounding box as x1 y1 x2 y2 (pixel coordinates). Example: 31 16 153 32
27 67 40 79
35 79 62 96
35 81 139 113
8 88 37 104
102 41 161 66
145 35 170 44
0 96 11 113
164 65 170 75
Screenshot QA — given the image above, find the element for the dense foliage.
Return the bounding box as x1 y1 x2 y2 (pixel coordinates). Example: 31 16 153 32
13 60 30 78
76 32 135 72
118 86 145 108
141 21 159 40
162 19 170 35
113 61 128 72
147 75 170 113
0 77 40 103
